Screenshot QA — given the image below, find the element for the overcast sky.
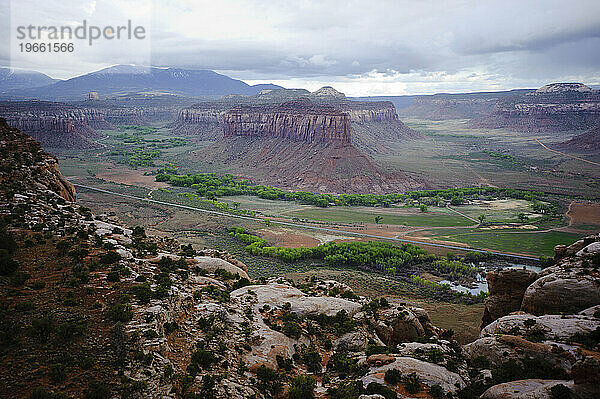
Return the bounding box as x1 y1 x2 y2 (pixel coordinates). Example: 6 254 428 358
2 0 600 95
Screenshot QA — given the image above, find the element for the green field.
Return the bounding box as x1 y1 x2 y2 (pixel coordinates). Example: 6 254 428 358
285 206 474 227
424 229 583 256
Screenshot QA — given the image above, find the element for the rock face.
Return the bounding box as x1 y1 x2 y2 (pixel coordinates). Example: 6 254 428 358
471 233 600 399
481 268 538 328
224 101 351 144
184 88 426 194
173 87 420 148
469 83 600 132
0 101 107 148
0 118 75 202
398 94 500 120
521 236 600 316
560 125 600 153
482 234 600 321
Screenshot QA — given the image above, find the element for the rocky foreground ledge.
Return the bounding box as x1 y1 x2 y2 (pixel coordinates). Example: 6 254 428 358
0 122 598 398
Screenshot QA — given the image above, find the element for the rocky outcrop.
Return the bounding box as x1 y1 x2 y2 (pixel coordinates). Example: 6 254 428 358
480 379 574 399
481 268 538 328
0 118 75 201
362 356 466 393
481 312 600 342
521 236 600 315
195 135 426 194
230 283 362 317
472 234 600 398
469 83 600 133
224 101 351 144
374 306 429 345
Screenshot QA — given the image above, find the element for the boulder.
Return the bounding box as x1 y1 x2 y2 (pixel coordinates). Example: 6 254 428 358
194 256 249 280
230 283 361 317
481 379 574 399
481 313 600 341
481 268 538 328
521 270 600 315
375 306 426 345
463 335 574 370
334 330 384 351
361 356 466 393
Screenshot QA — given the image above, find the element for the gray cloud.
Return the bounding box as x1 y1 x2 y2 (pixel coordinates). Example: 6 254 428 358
3 0 600 95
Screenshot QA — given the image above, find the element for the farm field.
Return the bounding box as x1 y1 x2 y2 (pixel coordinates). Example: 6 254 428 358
414 228 583 257
284 205 474 227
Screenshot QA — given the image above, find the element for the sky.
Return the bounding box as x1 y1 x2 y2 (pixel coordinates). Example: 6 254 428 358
1 0 600 96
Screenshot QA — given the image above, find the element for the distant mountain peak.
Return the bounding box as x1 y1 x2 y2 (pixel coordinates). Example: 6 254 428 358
312 86 346 98
2 65 283 100
535 82 594 94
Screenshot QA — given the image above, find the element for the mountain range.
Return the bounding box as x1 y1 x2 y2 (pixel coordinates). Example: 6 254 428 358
0 65 283 101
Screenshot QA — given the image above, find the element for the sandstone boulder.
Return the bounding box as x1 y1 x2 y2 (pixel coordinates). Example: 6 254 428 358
374 306 427 345
230 283 361 317
481 379 574 399
463 336 574 370
521 270 600 315
194 256 249 280
361 356 466 393
481 268 538 328
481 313 600 341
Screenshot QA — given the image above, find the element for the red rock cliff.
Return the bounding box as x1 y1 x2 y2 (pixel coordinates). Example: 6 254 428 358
223 101 351 144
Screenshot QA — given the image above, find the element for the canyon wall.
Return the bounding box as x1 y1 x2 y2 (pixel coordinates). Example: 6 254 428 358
469 84 600 132
223 101 352 144
0 101 108 148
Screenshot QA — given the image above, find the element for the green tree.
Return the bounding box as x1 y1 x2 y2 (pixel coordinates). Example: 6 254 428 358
517 212 529 223
374 216 383 224
478 214 486 225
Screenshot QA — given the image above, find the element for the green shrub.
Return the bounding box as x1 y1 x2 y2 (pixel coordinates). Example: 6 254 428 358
130 283 153 304
0 249 18 275
31 315 54 342
301 347 322 373
384 368 402 385
283 321 302 339
84 380 110 399
404 373 421 394
328 351 359 375
100 251 121 265
289 375 316 399
255 365 282 395
189 348 216 371
107 271 120 282
430 384 444 399
163 321 178 334
57 318 87 341
49 363 66 383
366 382 398 399
107 303 133 322
550 384 571 399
